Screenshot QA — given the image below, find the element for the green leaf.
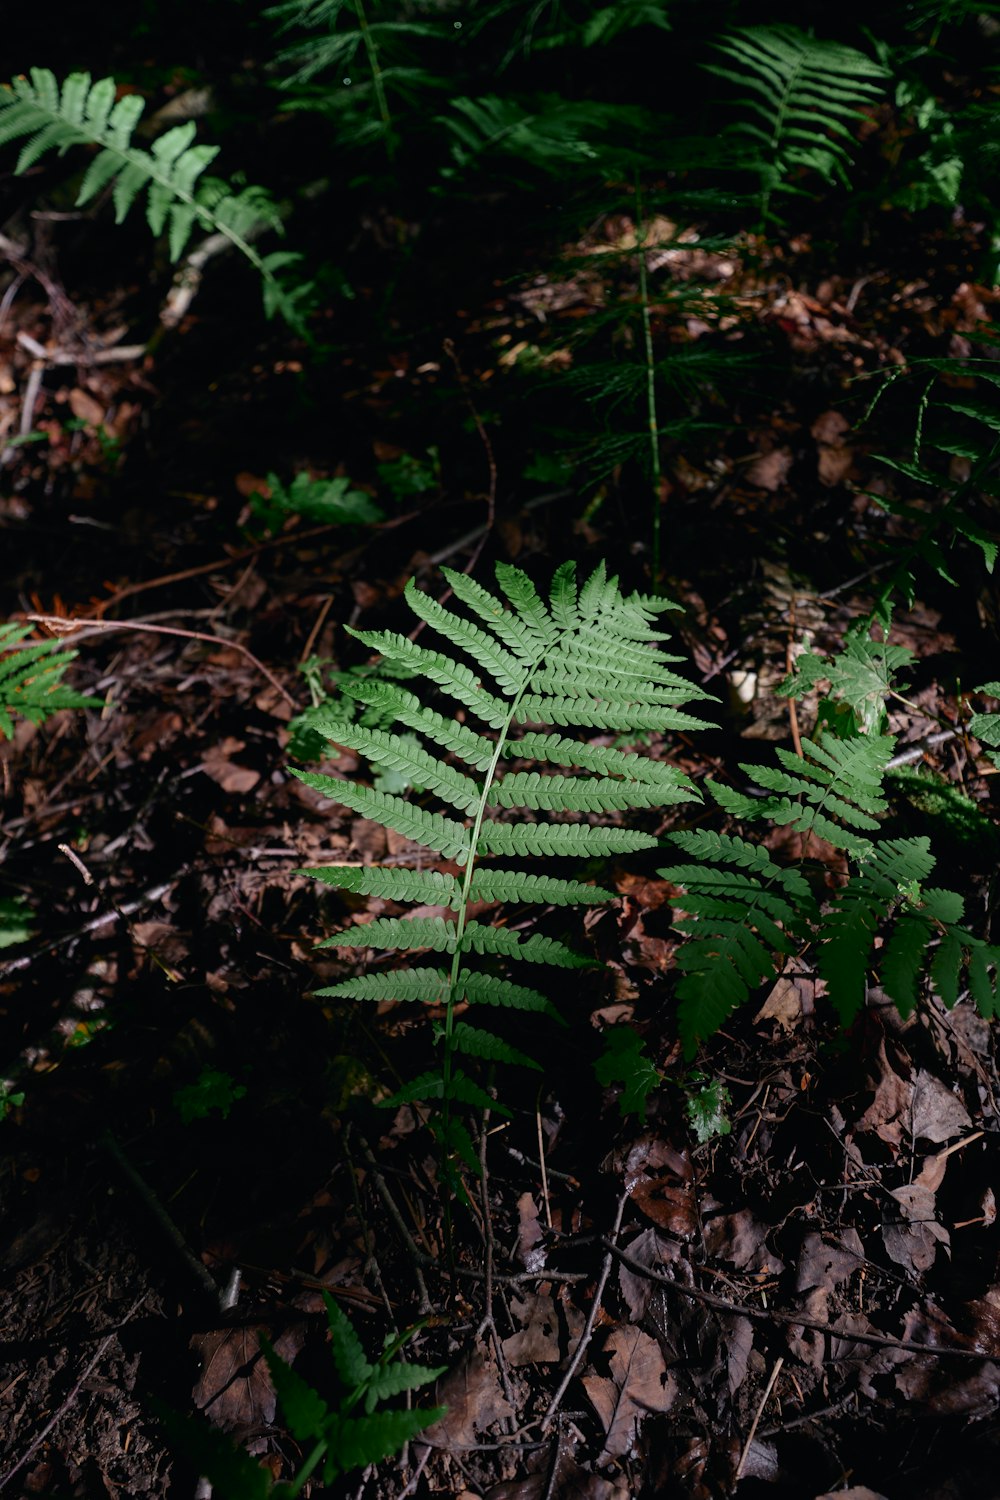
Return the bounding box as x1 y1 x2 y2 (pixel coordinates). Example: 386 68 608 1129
299 865 461 906
468 870 615 906
316 969 450 1005
262 1338 333 1441
593 1026 660 1116
151 1405 272 1500
324 1292 373 1388
459 969 563 1020
320 915 455 953
686 1076 733 1143
450 1020 541 1070
477 821 657 857
291 771 471 863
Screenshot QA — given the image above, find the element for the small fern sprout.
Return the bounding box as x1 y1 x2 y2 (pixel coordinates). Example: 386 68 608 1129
295 560 713 1197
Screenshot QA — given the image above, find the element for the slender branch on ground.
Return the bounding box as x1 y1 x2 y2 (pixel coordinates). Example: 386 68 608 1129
26 613 296 708
604 1240 998 1358
541 1192 629 1431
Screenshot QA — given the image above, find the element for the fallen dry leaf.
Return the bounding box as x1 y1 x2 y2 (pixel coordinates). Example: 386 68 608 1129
68 388 105 427
619 1136 698 1239
192 1324 302 1431
854 1036 912 1148
883 1180 949 1273
502 1291 583 1367
703 1209 783 1274
745 447 793 492
582 1324 678 1462
795 1229 864 1294
420 1347 514 1452
618 1228 681 1323
911 1069 972 1143
200 738 261 794
515 1192 545 1272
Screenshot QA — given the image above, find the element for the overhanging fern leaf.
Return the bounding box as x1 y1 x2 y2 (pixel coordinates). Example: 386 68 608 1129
0 623 100 739
706 26 887 223
0 69 300 326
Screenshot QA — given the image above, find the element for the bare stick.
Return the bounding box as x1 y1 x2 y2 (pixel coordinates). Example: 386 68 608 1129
735 1355 784 1481
541 1192 628 1430
604 1240 995 1359
25 614 295 707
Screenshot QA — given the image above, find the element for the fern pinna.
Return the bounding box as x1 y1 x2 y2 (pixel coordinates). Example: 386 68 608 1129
662 629 1000 1056
0 70 305 327
295 561 710 1191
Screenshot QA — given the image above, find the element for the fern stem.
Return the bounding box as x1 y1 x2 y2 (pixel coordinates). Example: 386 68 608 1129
634 182 663 587
354 0 395 160
441 689 527 1253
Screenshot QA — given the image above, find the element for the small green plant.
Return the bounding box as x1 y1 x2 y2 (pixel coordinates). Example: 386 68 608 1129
970 682 1000 769
0 1080 25 1121
858 354 1000 606
248 471 383 536
172 1067 247 1125
661 629 1000 1055
296 561 712 1197
0 896 32 948
0 623 101 739
159 1295 445 1497
0 69 305 326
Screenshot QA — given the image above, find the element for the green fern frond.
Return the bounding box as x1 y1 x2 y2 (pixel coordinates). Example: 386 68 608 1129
660 834 813 1055
0 70 297 325
487 771 665 812
707 26 887 223
403 579 527 694
342 681 497 772
347 630 510 726
302 559 706 1197
319 916 456 953
306 723 481 813
0 623 100 739
507 730 691 792
459 969 563 1019
460 922 593 967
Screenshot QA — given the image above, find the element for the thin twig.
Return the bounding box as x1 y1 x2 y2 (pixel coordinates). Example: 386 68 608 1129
735 1355 784 1480
604 1240 996 1359
542 1192 629 1430
26 613 295 707
15 329 146 364
100 1132 221 1306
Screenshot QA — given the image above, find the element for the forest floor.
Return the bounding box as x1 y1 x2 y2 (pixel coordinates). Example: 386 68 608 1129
1 187 999 1500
